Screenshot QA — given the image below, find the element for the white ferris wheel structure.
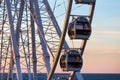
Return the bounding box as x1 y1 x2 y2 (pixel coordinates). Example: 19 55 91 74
0 0 96 80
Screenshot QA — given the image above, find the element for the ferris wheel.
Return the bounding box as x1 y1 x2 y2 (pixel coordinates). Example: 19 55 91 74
0 0 96 80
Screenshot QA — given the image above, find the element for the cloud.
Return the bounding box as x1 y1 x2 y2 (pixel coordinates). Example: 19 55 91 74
93 30 120 37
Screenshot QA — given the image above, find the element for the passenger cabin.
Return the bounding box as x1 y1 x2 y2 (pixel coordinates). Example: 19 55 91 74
60 50 83 71
68 17 91 39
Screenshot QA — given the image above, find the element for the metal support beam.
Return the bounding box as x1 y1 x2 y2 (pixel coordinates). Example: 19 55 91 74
0 2 6 75
7 51 14 80
88 1 96 24
8 1 25 78
33 0 51 75
5 0 23 80
23 0 52 75
20 32 32 80
16 0 25 45
29 0 37 80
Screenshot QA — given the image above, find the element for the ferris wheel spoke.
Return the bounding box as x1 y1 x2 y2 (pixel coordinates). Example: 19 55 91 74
5 0 23 80
15 0 25 45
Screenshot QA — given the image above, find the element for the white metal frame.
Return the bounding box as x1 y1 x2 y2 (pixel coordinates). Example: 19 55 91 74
0 0 96 80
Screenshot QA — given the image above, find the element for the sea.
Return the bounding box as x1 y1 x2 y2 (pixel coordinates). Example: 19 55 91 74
82 73 120 80
0 73 120 80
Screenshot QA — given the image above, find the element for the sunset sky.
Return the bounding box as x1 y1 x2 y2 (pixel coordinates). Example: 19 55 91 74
81 0 120 73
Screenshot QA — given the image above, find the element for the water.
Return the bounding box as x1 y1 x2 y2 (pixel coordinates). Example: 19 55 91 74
82 73 120 80
0 73 120 80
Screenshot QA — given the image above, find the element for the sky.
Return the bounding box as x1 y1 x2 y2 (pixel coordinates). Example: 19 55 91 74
81 0 120 73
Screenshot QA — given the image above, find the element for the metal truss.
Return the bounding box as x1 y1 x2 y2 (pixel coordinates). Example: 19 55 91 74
0 0 96 80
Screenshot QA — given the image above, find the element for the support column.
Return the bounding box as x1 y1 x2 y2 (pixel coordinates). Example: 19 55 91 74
33 0 51 74
29 0 37 79
5 0 23 80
